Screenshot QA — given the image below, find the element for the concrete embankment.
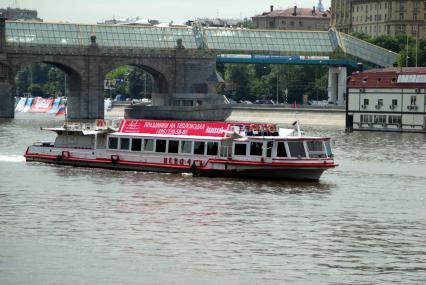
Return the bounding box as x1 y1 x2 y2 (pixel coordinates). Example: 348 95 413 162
106 104 346 127
228 106 345 126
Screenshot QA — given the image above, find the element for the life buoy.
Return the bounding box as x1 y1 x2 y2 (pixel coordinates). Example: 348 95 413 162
267 124 276 133
96 119 106 128
111 155 119 166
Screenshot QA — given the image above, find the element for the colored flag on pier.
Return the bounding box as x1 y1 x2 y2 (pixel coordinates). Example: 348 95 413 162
56 104 66 116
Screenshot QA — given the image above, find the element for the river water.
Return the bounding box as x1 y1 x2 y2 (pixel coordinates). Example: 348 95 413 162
0 113 425 284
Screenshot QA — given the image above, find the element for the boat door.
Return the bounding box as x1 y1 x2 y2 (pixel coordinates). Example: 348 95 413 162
265 141 273 158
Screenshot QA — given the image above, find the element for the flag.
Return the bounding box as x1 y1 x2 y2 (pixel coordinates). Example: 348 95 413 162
293 100 297 109
56 104 66 116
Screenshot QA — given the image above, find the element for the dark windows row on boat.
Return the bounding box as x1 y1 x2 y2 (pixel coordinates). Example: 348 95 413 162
233 140 329 158
108 136 219 156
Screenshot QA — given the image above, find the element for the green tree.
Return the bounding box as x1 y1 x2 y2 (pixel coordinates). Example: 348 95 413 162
28 83 44 97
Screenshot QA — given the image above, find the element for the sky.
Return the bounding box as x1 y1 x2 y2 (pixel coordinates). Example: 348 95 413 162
0 0 331 24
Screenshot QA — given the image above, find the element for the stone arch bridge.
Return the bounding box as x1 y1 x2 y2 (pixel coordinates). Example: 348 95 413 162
0 18 397 119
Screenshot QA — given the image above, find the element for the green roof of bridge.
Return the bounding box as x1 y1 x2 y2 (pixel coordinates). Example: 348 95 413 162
5 21 398 67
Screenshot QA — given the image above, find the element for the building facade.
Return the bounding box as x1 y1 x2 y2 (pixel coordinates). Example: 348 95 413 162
347 68 426 132
0 7 41 21
252 5 330 31
332 0 426 38
330 0 353 33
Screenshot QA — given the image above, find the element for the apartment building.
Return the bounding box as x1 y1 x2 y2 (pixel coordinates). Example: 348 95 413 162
252 5 330 31
332 0 426 37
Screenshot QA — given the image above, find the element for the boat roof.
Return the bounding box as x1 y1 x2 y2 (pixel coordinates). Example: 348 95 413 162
41 127 110 135
118 119 232 137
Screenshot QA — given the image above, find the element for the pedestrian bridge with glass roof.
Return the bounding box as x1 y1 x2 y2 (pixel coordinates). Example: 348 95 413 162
5 21 398 67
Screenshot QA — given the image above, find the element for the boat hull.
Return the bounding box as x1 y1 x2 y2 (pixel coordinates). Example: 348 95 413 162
25 153 333 181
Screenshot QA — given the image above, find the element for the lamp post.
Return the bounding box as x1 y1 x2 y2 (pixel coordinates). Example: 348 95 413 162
276 75 279 104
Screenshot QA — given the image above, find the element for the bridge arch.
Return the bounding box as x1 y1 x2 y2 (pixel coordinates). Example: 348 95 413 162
100 59 171 106
11 57 84 119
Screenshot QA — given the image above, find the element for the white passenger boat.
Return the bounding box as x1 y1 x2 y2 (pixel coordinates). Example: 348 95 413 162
24 119 337 181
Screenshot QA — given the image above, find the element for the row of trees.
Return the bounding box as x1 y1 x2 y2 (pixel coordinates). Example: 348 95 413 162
218 64 328 104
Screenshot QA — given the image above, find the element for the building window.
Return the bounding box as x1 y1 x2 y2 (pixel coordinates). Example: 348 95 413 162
360 114 373 123
388 115 402 124
299 21 303 27
374 115 386 124
363 98 369 106
411 95 417 105
269 21 274 28
392 99 398 106
290 21 295 27
400 25 405 32
413 25 418 32
400 13 404 20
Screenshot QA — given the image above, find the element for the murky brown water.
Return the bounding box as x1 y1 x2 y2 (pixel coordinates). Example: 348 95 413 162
1 113 425 284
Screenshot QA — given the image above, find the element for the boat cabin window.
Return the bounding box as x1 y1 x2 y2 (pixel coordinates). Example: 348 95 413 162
194 141 205 155
207 142 219 156
120 138 130 150
276 142 288 157
180 141 193 154
131 138 142 151
143 139 154 152
156 139 167 153
325 141 333 157
108 137 118 149
168 140 179 154
250 142 263 156
234 143 247 156
306 141 324 152
287 141 307 158
306 140 326 158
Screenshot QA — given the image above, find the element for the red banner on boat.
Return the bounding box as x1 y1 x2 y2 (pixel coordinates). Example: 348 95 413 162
29 97 53 113
119 120 231 137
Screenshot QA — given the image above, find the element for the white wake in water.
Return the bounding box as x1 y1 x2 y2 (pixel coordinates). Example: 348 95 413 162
0 155 26 163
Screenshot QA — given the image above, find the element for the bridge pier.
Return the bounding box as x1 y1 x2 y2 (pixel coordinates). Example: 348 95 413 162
0 17 14 118
0 75 14 118
328 66 347 106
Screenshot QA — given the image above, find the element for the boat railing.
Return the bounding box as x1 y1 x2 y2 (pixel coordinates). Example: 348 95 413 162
63 119 122 131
